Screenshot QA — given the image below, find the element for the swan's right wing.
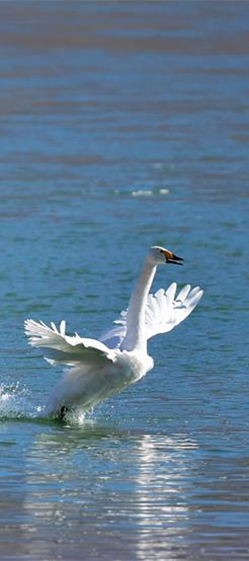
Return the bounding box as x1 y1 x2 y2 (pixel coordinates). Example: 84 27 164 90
100 282 203 347
144 282 203 339
99 311 127 349
24 319 116 366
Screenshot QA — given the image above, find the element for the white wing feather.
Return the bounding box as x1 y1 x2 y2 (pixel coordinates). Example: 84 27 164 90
24 319 116 365
100 283 203 348
24 320 134 415
145 283 203 339
99 315 127 349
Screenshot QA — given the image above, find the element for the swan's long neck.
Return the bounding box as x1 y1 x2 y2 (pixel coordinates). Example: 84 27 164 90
121 258 156 353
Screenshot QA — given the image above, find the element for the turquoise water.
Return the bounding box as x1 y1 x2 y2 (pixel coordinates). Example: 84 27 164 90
1 2 249 559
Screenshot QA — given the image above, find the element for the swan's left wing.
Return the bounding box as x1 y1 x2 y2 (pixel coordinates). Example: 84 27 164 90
25 319 116 365
100 282 203 347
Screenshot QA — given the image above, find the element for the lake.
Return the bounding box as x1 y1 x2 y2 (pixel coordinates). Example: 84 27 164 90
0 2 249 559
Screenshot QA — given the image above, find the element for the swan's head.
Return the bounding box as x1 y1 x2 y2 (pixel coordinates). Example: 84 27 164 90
148 246 184 266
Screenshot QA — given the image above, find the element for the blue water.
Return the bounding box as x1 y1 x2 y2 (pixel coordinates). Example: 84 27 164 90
0 2 249 559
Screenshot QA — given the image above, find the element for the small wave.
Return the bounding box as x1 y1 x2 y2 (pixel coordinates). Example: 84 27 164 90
113 188 170 197
131 188 170 197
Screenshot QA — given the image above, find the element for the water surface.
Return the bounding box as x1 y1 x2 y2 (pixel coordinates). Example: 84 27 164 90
0 2 249 560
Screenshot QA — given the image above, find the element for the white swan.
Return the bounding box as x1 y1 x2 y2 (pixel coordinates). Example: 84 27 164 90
24 246 203 419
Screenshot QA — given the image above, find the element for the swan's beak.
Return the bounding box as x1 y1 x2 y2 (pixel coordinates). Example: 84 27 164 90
163 250 184 265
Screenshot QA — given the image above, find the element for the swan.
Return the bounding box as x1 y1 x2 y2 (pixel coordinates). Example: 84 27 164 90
24 246 203 419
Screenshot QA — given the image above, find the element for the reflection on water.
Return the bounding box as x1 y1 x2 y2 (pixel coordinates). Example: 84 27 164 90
3 426 244 560
1 403 249 559
22 430 197 560
131 434 194 561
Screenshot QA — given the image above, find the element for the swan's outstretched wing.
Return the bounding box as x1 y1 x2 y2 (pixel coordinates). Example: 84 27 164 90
99 312 127 349
24 319 116 366
100 283 203 348
25 320 135 416
144 282 203 339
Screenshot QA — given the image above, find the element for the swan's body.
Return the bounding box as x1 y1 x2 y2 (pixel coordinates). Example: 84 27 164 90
25 246 203 418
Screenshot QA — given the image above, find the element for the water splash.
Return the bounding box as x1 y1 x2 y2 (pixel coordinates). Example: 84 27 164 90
61 406 87 426
0 381 88 426
0 381 32 420
0 382 47 422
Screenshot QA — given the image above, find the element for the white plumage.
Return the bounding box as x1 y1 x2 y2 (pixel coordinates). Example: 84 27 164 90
24 246 203 418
